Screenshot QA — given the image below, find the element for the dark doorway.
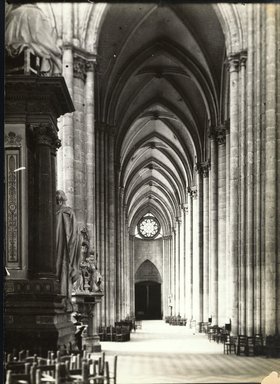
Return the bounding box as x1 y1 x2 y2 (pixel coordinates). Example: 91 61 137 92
135 281 162 320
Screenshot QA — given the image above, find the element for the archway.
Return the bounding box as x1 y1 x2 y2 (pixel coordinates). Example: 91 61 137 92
135 259 162 320
135 281 162 320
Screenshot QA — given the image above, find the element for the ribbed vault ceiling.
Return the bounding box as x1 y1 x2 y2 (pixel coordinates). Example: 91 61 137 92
96 3 225 236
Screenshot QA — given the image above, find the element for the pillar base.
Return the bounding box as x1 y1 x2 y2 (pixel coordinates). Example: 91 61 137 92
82 335 102 352
5 279 75 355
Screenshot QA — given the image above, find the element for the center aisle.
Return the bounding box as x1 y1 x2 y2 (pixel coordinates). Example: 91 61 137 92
101 320 279 384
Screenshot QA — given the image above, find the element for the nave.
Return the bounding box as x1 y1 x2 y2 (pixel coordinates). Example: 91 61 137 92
102 321 280 384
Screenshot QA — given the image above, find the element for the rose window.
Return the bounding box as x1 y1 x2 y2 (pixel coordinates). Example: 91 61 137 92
138 216 160 239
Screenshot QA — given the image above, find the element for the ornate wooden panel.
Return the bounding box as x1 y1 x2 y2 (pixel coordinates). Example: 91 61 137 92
5 132 22 269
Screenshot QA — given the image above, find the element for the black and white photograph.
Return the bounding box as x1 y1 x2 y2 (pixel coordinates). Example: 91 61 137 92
3 1 280 383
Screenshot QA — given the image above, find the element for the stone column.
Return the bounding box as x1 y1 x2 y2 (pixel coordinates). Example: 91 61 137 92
246 6 255 336
188 192 194 320
225 125 231 322
129 235 135 317
73 56 86 224
104 130 109 325
108 131 116 324
198 175 204 322
264 4 277 335
238 50 247 335
191 185 199 321
32 123 61 277
179 216 185 316
228 54 240 335
169 233 174 316
209 132 218 324
61 5 74 205
276 4 280 335
163 236 171 317
175 218 181 315
253 4 262 335
217 127 227 325
85 61 96 243
124 214 130 319
171 228 176 315
201 162 210 321
183 205 188 318
117 187 124 320
184 202 190 320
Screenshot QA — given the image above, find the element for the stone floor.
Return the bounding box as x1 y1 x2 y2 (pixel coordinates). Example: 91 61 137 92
101 320 280 384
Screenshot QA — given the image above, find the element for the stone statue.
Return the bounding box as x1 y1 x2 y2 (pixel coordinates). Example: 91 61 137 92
5 4 62 74
56 190 81 300
72 228 104 294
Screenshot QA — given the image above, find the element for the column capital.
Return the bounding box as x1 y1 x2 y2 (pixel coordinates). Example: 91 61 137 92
189 185 198 199
176 216 182 224
227 50 247 73
31 122 61 149
216 125 227 145
208 123 228 145
240 51 248 67
182 203 188 213
195 160 210 177
163 235 172 240
73 56 87 81
227 53 240 73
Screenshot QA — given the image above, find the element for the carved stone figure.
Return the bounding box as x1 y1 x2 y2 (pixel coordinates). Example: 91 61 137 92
5 4 62 74
72 230 104 294
56 190 81 299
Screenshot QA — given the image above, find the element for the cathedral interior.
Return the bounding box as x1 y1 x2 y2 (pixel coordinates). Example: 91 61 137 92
3 2 280 384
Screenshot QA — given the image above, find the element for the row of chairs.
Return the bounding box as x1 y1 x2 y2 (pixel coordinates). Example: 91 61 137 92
165 316 187 326
223 334 280 357
206 323 280 358
206 326 264 357
223 334 264 356
4 349 117 384
98 325 131 342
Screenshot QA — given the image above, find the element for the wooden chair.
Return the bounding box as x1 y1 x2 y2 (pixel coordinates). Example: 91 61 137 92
208 326 218 342
35 363 61 384
105 355 118 384
236 335 248 356
223 335 237 355
254 334 264 356
6 370 31 384
247 336 256 356
67 359 108 384
66 361 90 384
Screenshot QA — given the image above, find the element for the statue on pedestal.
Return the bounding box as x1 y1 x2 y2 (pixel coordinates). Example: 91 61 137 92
71 227 104 352
5 4 62 74
56 190 81 301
